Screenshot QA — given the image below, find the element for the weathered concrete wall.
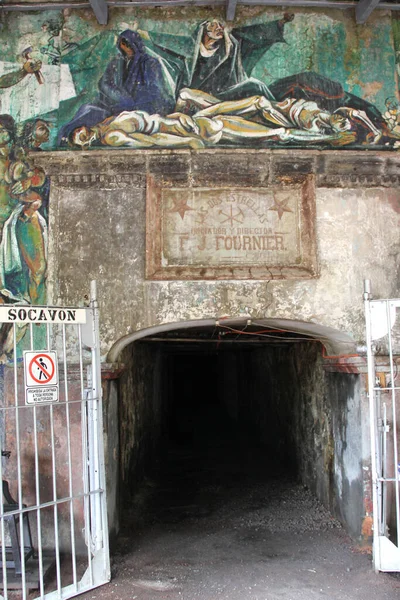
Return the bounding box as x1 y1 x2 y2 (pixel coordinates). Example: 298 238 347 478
219 343 365 539
103 377 120 545
40 149 400 359
117 342 164 499
326 373 364 539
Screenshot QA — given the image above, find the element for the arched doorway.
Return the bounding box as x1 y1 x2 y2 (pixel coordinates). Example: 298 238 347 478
108 318 361 528
101 318 379 597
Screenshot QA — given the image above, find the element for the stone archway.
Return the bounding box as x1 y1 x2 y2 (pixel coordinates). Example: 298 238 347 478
105 316 365 544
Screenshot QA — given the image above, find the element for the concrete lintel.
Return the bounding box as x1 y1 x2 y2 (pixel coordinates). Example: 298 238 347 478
101 362 126 380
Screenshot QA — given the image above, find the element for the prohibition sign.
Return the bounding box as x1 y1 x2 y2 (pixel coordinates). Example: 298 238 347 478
26 352 58 386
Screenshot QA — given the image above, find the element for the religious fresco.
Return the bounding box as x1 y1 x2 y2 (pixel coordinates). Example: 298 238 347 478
0 114 49 361
0 25 50 359
0 9 397 356
0 7 398 356
0 8 399 152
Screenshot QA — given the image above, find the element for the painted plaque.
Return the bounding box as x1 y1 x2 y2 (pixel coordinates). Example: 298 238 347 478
146 176 317 280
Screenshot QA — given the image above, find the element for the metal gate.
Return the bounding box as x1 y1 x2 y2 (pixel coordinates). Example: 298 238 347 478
364 280 400 571
0 283 110 599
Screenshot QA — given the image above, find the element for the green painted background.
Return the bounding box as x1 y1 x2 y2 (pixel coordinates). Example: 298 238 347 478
0 8 398 150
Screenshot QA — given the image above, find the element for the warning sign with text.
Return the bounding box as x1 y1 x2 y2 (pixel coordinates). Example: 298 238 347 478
26 387 59 405
24 351 59 405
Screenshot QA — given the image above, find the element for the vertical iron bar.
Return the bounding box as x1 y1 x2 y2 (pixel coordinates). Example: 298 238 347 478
90 280 110 580
0 430 8 600
382 401 387 534
88 324 101 553
375 388 383 535
80 329 93 586
364 282 381 571
14 323 26 599
50 395 61 593
33 404 44 599
0 326 9 599
62 322 78 589
32 323 45 598
386 301 400 546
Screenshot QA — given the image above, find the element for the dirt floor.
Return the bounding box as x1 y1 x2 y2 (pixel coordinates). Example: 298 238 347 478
78 434 400 600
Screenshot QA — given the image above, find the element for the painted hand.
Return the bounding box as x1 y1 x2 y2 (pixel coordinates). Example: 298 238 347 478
23 59 42 74
11 178 32 195
133 23 150 41
177 114 200 135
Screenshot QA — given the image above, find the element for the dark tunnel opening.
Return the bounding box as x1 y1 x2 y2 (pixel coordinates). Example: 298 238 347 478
155 347 298 525
116 328 364 542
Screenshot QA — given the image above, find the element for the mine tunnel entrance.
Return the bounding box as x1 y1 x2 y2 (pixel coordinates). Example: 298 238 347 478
115 320 363 556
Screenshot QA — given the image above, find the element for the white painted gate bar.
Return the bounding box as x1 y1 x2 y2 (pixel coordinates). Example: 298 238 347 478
364 280 400 572
0 285 110 599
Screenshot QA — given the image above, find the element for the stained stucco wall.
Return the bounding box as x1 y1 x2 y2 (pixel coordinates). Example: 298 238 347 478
38 148 400 359
118 343 164 494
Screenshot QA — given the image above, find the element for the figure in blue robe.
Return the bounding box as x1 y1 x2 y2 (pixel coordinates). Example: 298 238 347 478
58 29 174 144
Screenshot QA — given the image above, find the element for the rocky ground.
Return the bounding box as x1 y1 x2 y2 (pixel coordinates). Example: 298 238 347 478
13 433 400 600
79 437 400 600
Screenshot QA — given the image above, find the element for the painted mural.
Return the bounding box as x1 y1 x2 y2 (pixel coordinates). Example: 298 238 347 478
0 8 399 152
0 37 50 360
0 115 49 360
0 8 399 357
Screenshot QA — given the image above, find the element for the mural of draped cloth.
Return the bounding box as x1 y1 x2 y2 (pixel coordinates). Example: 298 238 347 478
0 203 47 305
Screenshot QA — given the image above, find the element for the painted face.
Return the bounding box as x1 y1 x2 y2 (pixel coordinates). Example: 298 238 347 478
205 20 225 41
119 38 135 58
0 125 11 147
329 113 352 133
33 121 50 144
72 126 96 148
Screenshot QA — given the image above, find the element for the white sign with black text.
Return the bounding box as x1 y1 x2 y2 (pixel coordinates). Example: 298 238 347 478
0 306 87 324
24 351 59 405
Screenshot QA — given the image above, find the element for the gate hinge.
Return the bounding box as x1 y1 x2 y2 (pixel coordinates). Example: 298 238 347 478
377 418 390 433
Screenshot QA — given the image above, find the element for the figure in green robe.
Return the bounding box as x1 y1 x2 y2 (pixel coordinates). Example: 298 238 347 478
136 14 294 101
0 117 47 305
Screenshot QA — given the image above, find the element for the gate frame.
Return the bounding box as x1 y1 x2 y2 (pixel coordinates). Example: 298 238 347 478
364 279 400 572
0 281 110 600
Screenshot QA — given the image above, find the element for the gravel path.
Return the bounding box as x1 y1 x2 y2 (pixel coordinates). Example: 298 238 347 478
78 439 400 600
